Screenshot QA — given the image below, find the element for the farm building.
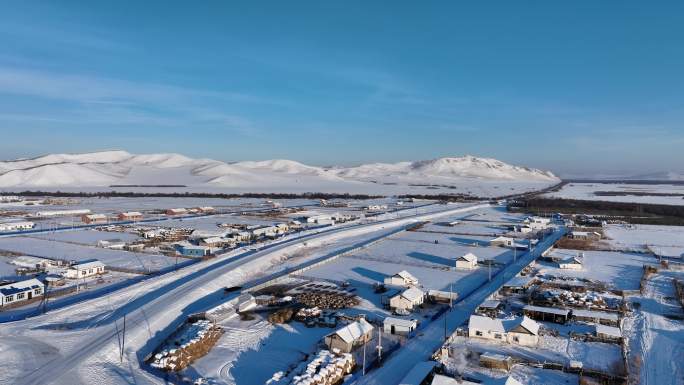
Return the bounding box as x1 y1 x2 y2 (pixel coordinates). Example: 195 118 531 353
427 290 458 304
0 221 35 232
524 216 551 230
476 300 502 317
569 231 601 240
595 324 622 341
81 214 108 224
523 305 571 324
558 256 583 270
195 206 215 213
165 208 187 216
64 260 106 279
118 211 143 221
0 278 44 307
479 353 513 371
96 239 126 250
501 276 535 294
389 286 425 313
384 270 419 287
306 214 332 224
383 317 418 336
573 309 620 327
324 318 373 353
455 253 478 269
199 237 232 248
468 315 540 347
34 209 91 217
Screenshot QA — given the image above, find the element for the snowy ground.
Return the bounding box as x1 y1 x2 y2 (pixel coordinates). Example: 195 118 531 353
623 270 684 385
604 224 684 258
543 183 684 206
0 236 177 272
538 248 656 290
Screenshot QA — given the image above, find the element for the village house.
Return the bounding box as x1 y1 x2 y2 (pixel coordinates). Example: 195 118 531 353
558 256 583 270
383 317 418 336
306 214 332 224
96 239 127 250
489 236 528 250
324 318 373 353
251 225 279 238
523 304 571 324
455 253 478 269
199 237 231 248
81 213 108 224
165 208 187 216
64 260 106 279
0 221 35 232
175 243 211 258
384 270 419 287
569 231 602 241
389 286 425 313
364 204 388 211
0 278 44 307
118 211 143 221
468 315 540 347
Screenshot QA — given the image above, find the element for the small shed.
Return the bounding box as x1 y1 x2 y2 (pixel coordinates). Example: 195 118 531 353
237 293 257 313
476 300 502 317
324 318 373 353
558 256 583 270
523 305 571 324
383 317 418 336
384 270 419 287
573 309 620 327
389 286 425 312
455 253 478 269
479 353 513 371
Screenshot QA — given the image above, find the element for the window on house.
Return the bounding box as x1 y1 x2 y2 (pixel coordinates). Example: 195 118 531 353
513 336 519 342
6 295 13 302
494 333 502 339
475 331 483 336
34 288 42 295
81 270 86 276
17 292 25 299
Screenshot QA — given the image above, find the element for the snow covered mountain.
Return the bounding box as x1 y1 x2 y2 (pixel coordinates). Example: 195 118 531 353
0 151 559 196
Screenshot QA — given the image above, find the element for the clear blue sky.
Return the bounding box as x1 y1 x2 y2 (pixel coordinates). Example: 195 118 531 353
0 1 682 176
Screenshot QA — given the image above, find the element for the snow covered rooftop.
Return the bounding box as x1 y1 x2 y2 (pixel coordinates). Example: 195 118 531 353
401 286 425 302
515 316 540 335
479 299 501 309
330 318 373 344
399 361 437 385
469 315 505 333
71 260 105 270
458 252 477 262
0 278 43 296
523 304 571 317
383 317 418 328
595 324 622 338
396 270 419 283
573 309 619 321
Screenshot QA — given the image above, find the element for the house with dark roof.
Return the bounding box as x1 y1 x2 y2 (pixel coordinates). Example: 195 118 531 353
0 278 44 307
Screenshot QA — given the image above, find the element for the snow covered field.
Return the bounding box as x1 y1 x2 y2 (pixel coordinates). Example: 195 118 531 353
604 224 684 258
543 183 684 206
0 237 176 272
538 248 655 290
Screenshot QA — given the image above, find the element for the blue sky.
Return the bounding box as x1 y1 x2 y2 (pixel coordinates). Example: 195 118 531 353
0 1 682 176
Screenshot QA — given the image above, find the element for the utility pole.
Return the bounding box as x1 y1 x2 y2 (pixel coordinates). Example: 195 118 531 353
376 328 383 364
120 313 127 362
362 338 367 376
488 261 492 282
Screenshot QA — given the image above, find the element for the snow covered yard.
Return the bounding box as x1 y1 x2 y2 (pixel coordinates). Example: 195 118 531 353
538 248 655 290
32 229 140 245
183 315 333 384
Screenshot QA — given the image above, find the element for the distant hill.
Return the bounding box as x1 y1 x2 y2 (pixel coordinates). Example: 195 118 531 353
0 151 560 197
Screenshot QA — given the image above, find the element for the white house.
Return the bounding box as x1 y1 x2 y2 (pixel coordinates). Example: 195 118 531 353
490 236 528 250
0 221 35 232
0 278 44 307
524 216 551 230
468 315 539 347
384 270 419 287
64 260 106 279
389 286 425 312
558 256 583 270
324 318 374 353
455 253 478 269
383 317 418 336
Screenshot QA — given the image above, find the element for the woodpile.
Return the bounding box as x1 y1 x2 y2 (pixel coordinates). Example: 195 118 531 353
150 320 223 372
295 292 359 309
269 308 295 324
